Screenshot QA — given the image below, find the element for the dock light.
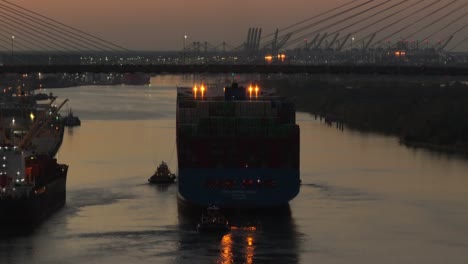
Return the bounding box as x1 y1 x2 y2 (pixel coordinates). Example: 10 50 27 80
255 85 259 98
12 118 15 124
30 112 35 121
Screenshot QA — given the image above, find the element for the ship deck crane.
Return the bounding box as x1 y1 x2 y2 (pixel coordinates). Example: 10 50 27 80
21 96 57 136
18 98 68 151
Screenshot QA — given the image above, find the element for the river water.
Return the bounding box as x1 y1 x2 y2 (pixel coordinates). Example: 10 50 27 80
1 75 468 264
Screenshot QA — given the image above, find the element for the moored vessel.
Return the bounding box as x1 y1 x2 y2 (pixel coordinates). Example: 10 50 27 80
176 81 300 208
0 151 68 225
0 91 69 226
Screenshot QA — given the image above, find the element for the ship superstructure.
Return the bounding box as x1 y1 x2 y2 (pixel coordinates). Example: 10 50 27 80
176 81 300 208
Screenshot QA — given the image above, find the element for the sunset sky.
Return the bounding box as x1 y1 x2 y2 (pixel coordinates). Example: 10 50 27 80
12 0 339 50
10 0 468 51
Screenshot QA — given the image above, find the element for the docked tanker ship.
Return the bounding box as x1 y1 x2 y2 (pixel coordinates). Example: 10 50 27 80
0 94 69 225
176 81 300 208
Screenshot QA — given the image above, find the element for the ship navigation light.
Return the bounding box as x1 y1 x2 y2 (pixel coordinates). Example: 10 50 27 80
201 84 206 98
247 236 254 246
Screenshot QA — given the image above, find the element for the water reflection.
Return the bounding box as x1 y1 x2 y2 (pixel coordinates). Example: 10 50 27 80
220 233 234 264
0 236 34 264
177 204 299 264
217 232 256 264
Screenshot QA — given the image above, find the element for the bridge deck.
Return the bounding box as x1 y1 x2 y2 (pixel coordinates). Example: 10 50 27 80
1 64 468 76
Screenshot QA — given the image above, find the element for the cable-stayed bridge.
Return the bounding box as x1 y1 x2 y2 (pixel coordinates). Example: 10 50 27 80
1 0 468 75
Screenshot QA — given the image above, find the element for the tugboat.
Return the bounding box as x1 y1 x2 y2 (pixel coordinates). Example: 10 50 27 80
197 205 230 232
148 161 176 184
62 108 81 127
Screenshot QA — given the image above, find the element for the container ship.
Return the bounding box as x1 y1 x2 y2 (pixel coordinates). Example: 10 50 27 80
0 92 69 225
176 81 300 208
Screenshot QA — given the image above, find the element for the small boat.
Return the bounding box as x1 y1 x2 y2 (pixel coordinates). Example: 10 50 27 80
197 205 230 232
62 108 81 127
148 161 176 184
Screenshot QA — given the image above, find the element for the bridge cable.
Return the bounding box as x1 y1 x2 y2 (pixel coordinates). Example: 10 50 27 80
282 0 395 49
335 0 424 45
0 3 114 52
371 0 458 47
261 0 376 49
312 0 410 49
0 0 129 52
0 34 49 64
447 22 468 51
393 1 468 50
0 16 79 52
342 0 441 50
422 9 468 42
341 0 437 50
0 11 91 52
260 0 360 40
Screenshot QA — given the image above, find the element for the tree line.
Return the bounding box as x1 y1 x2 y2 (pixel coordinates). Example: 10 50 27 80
264 75 468 155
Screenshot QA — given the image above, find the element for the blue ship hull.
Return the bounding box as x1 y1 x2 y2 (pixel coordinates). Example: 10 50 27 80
177 168 300 208
176 84 300 209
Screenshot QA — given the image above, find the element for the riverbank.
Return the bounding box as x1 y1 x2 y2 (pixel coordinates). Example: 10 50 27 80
266 75 468 156
0 72 151 90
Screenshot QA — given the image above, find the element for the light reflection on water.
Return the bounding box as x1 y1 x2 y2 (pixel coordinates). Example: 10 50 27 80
1 75 468 264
